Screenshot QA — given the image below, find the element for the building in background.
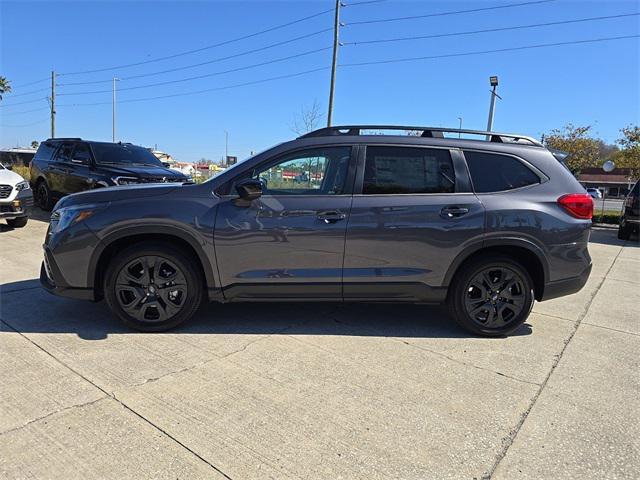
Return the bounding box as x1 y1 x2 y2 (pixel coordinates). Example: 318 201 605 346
150 149 176 168
0 147 37 167
578 167 636 198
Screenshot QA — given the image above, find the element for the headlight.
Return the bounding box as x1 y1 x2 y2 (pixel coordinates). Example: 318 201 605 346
50 204 103 234
112 176 140 186
15 181 30 191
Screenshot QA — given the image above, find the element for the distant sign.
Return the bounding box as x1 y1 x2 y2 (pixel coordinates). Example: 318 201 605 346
226 156 237 166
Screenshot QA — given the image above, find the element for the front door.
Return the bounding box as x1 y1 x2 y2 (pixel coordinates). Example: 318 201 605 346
65 142 94 193
343 145 485 301
214 146 355 300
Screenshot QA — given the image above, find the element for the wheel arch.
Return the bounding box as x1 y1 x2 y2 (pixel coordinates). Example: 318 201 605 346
90 226 218 301
444 239 549 301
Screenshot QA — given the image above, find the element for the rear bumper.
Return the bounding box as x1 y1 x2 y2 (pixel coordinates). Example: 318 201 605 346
40 249 95 301
540 262 592 301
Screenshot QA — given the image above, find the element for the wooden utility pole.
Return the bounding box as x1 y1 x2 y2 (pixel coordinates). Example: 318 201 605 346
326 0 341 127
49 71 56 138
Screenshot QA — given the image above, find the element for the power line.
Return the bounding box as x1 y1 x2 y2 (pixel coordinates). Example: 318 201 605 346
3 86 51 98
346 0 557 25
57 46 332 96
10 77 50 89
58 7 335 76
340 34 640 67
57 66 330 107
57 28 333 86
1 118 48 128
343 13 640 46
0 97 48 108
0 107 50 116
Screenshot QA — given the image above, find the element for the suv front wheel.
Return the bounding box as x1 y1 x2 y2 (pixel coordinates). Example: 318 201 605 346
448 255 534 337
104 243 203 331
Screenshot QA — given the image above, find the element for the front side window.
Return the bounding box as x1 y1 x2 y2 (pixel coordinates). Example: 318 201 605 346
465 151 540 193
363 146 455 194
252 147 351 195
72 143 92 164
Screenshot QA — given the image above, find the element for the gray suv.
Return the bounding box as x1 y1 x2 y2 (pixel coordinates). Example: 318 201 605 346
40 126 593 336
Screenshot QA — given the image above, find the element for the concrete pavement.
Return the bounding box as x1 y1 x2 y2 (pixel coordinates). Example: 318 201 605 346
1 210 638 479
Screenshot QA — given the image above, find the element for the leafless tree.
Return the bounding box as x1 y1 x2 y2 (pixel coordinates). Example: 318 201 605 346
291 100 324 135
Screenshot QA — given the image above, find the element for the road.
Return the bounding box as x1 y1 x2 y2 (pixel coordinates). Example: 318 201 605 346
1 209 638 479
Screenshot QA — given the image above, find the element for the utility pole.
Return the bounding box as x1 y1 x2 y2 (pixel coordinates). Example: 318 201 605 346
326 0 341 127
112 77 119 142
486 75 501 139
457 116 463 138
49 71 56 138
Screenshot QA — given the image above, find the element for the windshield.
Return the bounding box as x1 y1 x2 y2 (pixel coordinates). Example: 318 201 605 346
91 143 163 167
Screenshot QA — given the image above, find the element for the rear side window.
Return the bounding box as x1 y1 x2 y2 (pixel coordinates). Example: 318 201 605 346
363 146 455 194
34 142 58 162
464 151 540 193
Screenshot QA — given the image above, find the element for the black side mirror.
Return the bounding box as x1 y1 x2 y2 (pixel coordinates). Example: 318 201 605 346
235 178 263 201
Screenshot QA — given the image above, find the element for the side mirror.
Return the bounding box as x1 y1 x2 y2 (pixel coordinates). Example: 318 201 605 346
235 178 263 201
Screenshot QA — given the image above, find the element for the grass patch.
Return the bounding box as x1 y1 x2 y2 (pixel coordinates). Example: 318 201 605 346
11 165 30 182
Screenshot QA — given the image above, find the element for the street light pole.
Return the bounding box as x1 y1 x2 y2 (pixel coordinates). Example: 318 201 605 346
457 116 463 137
225 130 228 165
112 77 119 142
326 0 342 127
486 75 500 139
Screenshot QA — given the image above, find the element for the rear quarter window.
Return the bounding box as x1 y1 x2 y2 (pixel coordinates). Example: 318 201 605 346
464 151 540 193
34 142 58 162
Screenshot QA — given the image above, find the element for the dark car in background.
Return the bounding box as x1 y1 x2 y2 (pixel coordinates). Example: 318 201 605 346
618 180 639 240
40 125 594 337
30 138 189 210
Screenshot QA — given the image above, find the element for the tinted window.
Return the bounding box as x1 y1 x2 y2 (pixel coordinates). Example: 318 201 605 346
252 147 351 195
54 143 74 163
91 143 162 166
363 146 455 194
465 151 540 193
72 143 92 164
35 142 58 162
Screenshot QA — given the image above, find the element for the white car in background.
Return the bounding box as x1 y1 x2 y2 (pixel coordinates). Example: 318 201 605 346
587 188 603 199
0 163 33 228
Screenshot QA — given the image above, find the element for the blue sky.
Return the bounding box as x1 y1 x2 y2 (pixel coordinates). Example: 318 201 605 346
1 0 638 162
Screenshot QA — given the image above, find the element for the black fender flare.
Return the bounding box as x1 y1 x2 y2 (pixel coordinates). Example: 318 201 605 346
442 237 550 287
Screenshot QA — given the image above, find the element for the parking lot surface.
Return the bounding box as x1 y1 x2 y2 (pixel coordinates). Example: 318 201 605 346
1 209 638 479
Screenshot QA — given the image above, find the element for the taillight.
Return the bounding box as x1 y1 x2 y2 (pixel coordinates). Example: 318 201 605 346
558 193 593 220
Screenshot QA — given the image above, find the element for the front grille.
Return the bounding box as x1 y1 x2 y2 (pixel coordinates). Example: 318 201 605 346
0 185 12 199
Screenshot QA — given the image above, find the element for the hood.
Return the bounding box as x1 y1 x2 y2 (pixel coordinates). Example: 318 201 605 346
0 168 27 186
98 163 188 180
54 183 181 210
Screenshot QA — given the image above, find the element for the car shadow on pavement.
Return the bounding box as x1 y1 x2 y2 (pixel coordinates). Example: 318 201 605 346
0 279 532 340
589 227 640 247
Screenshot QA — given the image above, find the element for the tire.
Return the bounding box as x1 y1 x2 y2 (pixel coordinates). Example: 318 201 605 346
6 216 28 228
618 222 631 240
36 179 54 211
104 243 203 332
447 255 534 337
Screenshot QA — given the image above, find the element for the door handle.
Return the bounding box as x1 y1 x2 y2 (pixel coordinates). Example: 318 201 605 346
440 206 470 218
317 210 346 224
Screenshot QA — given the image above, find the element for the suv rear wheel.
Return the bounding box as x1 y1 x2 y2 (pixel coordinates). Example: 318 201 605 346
448 255 534 337
104 243 203 331
36 179 54 211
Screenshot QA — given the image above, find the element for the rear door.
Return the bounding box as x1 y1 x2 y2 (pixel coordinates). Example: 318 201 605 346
48 142 75 197
343 144 485 301
64 142 94 193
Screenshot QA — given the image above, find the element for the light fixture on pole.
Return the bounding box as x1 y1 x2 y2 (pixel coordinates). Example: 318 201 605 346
486 75 502 139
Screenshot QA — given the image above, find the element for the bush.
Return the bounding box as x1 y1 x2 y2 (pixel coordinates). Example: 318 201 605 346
11 165 30 182
593 211 621 225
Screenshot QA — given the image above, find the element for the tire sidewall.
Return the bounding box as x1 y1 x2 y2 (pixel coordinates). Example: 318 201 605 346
449 256 534 337
104 243 203 332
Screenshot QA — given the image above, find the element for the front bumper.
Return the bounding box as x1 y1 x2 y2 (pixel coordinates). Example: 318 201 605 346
540 262 592 301
0 189 33 219
40 248 95 301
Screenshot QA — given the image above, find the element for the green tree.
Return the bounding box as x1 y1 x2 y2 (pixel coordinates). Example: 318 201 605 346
0 76 11 101
31 140 39 149
543 124 602 174
612 125 640 179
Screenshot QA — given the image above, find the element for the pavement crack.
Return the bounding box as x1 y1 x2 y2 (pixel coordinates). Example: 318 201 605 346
481 245 624 480
394 339 541 387
0 396 108 436
0 319 234 480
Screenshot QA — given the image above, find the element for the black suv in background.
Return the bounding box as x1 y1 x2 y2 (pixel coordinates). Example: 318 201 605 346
618 180 639 240
30 138 189 210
